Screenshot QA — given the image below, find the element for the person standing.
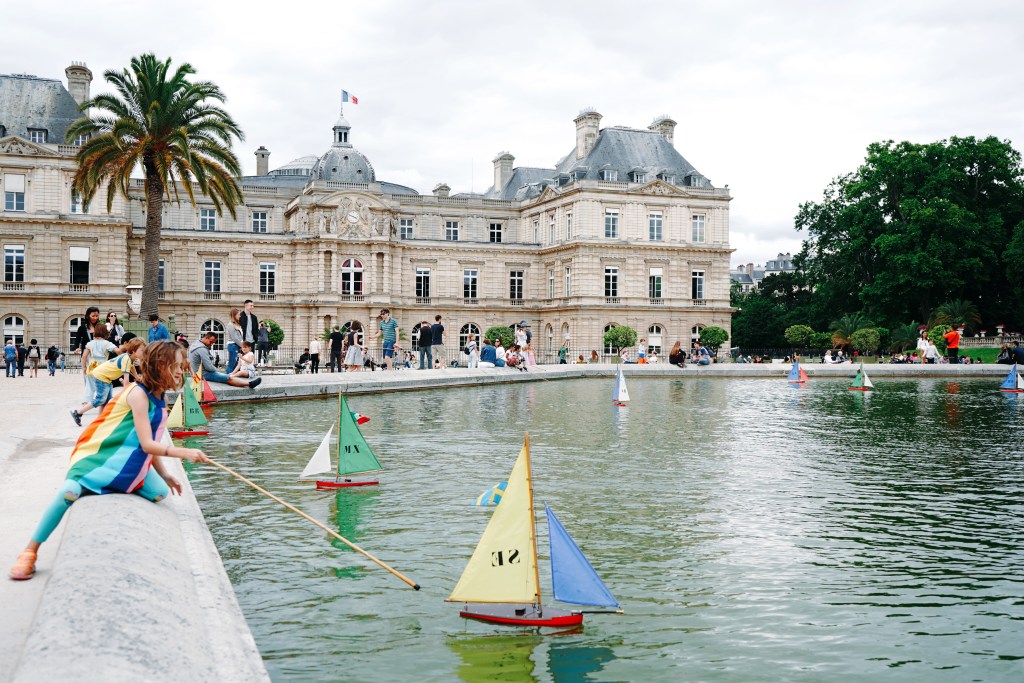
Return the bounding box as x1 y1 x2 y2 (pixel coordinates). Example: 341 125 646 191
378 309 399 370
943 326 961 363
257 322 270 366
328 325 344 372
147 314 170 342
46 343 59 376
924 338 939 364
4 339 16 378
915 330 928 362
430 314 444 369
239 299 259 353
26 339 41 378
16 340 28 376
558 340 568 364
637 338 647 364
226 308 243 374
466 333 479 369
418 320 433 370
309 336 321 373
344 321 366 372
105 312 125 346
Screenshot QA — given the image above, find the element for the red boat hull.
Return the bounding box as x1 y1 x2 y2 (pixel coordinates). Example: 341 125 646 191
848 387 871 391
999 388 1024 393
459 603 583 628
171 430 209 437
315 479 379 489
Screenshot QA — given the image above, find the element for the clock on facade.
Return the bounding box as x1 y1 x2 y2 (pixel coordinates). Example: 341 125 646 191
346 210 360 224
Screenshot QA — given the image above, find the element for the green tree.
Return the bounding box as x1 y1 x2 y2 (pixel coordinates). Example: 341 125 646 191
784 324 815 347
603 325 638 352
849 328 881 354
934 299 982 333
830 312 874 347
484 326 515 349
888 322 920 352
811 332 835 349
67 54 244 318
928 324 953 353
699 326 729 352
263 319 285 348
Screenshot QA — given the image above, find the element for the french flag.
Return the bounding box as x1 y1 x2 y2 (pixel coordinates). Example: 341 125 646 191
342 90 359 104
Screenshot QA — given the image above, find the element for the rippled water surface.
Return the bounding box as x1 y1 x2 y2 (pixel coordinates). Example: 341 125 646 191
187 378 1024 682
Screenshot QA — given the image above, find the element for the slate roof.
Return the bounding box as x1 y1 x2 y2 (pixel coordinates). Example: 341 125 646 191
0 73 83 143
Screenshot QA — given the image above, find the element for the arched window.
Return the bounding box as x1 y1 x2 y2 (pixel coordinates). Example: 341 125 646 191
459 323 480 352
648 324 664 355
67 316 84 350
561 322 570 344
413 322 429 350
545 324 553 352
201 319 225 351
691 324 705 350
340 258 363 296
603 323 618 356
3 315 26 345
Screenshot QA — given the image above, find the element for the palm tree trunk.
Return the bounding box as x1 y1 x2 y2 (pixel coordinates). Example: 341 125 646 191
140 163 164 319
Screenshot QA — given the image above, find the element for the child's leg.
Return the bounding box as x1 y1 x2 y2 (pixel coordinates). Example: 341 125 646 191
134 468 170 502
30 480 84 544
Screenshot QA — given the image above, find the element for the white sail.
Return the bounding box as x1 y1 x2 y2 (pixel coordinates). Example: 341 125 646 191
862 367 875 389
1018 372 1024 390
613 367 630 403
300 424 335 479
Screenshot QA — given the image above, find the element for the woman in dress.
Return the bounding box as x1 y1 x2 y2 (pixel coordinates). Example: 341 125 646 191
344 321 366 372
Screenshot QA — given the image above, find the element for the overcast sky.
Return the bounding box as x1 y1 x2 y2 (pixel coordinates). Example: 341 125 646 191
5 0 1023 267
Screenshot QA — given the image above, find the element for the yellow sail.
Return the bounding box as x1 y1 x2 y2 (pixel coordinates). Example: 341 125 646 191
447 438 539 604
190 371 204 404
167 394 184 429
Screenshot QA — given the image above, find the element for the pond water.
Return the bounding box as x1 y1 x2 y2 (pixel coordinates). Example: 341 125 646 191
186 378 1024 682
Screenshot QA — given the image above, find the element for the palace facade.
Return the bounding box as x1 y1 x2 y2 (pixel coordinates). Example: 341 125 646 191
0 63 733 361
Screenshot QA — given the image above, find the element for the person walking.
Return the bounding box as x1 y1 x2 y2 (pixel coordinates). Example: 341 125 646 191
4 339 16 378
147 314 170 342
256 322 270 366
309 336 321 373
16 340 28 376
377 309 399 370
9 341 212 581
75 307 102 355
26 338 41 378
943 326 961 363
430 314 445 369
45 343 59 376
558 340 568 364
71 337 146 426
418 320 433 370
226 308 243 374
328 325 344 372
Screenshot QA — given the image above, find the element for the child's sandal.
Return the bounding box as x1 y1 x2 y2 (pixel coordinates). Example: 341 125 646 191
9 550 37 581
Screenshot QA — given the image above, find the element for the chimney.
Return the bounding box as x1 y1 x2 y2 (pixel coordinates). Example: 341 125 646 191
433 182 450 198
747 263 754 277
65 61 93 106
492 152 514 192
255 146 271 176
648 115 677 147
574 108 602 160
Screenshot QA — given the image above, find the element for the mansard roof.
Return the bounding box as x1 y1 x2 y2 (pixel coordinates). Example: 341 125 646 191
483 166 556 200
554 126 707 185
0 73 83 143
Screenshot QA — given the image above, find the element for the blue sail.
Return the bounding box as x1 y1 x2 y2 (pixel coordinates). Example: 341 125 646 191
1000 364 1020 390
546 505 619 608
787 360 801 381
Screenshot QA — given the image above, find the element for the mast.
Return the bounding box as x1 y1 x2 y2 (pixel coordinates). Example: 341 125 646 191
523 432 542 608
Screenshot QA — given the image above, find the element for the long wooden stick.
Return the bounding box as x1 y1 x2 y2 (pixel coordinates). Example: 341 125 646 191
205 458 420 590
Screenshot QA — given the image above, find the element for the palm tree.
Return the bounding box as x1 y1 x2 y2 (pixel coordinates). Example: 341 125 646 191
933 299 982 333
830 312 874 347
888 322 921 352
66 54 244 318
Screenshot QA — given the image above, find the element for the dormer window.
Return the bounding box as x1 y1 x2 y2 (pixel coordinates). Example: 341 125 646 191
657 172 675 184
601 169 618 182
689 174 704 187
630 171 646 183
28 129 47 144
74 133 90 146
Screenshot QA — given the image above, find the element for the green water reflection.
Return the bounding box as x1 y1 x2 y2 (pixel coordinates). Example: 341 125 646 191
187 378 1024 682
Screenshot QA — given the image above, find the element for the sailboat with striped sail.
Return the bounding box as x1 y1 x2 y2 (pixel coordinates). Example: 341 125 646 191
299 392 382 489
848 363 875 391
999 363 1024 393
612 367 630 406
447 433 621 627
168 376 209 437
787 358 808 383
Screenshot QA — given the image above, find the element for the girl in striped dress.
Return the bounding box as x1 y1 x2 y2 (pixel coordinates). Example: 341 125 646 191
9 341 210 581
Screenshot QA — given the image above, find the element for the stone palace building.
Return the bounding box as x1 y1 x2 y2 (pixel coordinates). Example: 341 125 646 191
1 62 733 361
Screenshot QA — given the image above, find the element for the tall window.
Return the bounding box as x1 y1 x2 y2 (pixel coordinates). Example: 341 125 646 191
4 245 25 282
200 208 217 231
648 324 664 355
445 220 459 241
4 174 25 211
566 212 573 239
649 267 663 299
533 220 539 243
603 324 617 355
548 270 554 299
67 317 83 349
259 262 277 295
463 268 478 300
69 246 90 285
3 315 26 345
415 267 431 300
158 259 166 292
604 209 619 239
604 266 619 298
400 218 414 239
509 270 524 301
71 189 84 214
200 319 225 351
340 258 363 296
460 323 481 352
692 213 706 242
489 222 503 243
564 266 571 296
691 269 705 300
204 260 221 293
549 217 556 243
252 211 268 233
649 211 663 241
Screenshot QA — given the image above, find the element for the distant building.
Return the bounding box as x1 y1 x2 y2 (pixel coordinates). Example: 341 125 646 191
731 253 795 292
1 64 735 359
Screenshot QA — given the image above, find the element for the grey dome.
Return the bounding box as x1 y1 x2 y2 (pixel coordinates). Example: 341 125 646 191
315 146 375 183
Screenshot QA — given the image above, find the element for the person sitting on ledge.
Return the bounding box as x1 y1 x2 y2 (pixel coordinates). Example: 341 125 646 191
694 342 712 366
294 348 311 374
668 341 686 367
478 338 497 368
189 331 261 389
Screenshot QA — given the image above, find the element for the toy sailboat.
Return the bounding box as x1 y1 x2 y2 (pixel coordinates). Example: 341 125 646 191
612 367 630 406
168 377 209 437
999 363 1024 393
299 393 382 489
848 364 874 391
191 370 217 404
447 434 621 628
787 359 808 383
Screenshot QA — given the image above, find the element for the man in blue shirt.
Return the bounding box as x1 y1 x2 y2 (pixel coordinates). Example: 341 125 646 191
377 308 399 370
148 314 170 342
694 342 712 365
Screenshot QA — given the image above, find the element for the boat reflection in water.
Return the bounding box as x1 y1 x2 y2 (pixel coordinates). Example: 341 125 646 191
329 488 380 579
448 633 616 683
